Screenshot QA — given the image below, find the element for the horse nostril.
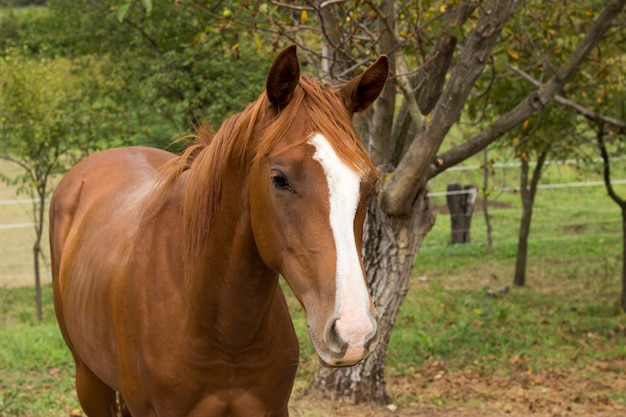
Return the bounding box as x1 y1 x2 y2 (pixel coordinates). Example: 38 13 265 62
324 318 348 355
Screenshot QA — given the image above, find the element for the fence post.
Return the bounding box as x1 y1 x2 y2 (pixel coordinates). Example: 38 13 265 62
446 182 477 244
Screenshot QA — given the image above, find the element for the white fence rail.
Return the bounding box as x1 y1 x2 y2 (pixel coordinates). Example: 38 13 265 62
2 178 623 229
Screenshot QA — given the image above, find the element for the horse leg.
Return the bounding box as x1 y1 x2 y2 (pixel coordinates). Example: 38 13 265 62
74 361 117 417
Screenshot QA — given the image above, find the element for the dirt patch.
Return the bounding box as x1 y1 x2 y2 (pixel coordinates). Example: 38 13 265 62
289 361 626 416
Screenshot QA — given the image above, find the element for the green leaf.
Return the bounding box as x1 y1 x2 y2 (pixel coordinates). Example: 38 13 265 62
140 0 152 12
117 1 132 23
494 53 508 72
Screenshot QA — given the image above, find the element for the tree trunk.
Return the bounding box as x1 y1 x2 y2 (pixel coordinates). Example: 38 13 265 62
31 172 49 322
310 188 435 403
33 241 42 321
513 158 532 287
483 148 493 253
513 149 549 287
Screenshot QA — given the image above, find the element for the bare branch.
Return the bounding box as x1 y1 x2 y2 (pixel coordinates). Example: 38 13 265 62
509 64 626 130
269 1 315 11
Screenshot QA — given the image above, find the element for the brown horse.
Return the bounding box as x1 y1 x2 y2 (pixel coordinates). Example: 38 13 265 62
50 45 388 417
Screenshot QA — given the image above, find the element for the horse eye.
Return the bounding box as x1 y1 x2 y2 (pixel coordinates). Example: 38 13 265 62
271 172 293 192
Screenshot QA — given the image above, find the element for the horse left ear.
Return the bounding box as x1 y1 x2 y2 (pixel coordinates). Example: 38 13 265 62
266 44 301 110
340 55 389 113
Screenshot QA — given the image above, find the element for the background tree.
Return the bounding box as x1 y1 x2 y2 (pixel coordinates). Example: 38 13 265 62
0 49 137 320
509 9 626 306
263 0 626 403
475 1 613 287
572 21 626 311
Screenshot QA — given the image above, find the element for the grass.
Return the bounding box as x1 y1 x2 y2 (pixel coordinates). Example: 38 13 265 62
388 277 625 375
0 286 78 416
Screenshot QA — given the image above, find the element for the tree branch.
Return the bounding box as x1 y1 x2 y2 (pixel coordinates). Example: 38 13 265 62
380 0 517 216
597 124 626 208
427 0 626 181
269 1 315 11
509 64 626 130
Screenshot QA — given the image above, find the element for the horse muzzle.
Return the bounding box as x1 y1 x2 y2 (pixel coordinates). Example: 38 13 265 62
313 313 379 367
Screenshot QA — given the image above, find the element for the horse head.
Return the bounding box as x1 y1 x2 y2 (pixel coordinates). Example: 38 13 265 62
249 45 388 367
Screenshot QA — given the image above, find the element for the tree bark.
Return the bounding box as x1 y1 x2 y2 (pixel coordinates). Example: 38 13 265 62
513 149 548 287
622 209 626 312
32 172 49 322
310 187 435 403
389 33 457 166
33 241 42 321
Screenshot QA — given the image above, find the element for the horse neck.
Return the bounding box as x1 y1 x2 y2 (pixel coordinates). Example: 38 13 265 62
183 159 279 350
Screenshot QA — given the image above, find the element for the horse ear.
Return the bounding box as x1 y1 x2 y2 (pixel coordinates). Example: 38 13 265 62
340 55 389 113
266 44 300 110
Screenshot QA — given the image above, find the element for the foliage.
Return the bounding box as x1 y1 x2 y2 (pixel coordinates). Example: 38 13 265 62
0 0 46 7
39 0 275 134
1 1 275 142
468 1 599 160
0 47 136 165
0 46 153 197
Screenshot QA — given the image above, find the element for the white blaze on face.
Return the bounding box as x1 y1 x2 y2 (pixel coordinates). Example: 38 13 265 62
309 133 374 350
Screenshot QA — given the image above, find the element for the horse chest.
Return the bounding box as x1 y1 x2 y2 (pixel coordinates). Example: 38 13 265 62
115 292 299 417
127 349 296 417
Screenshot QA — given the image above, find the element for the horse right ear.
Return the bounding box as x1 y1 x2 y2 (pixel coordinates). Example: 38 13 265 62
266 44 300 111
340 55 389 113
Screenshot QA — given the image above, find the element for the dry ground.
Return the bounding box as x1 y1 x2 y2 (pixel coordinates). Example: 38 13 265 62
290 361 626 416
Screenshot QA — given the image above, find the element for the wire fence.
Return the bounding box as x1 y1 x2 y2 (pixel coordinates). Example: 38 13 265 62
421 176 623 278
1 176 624 287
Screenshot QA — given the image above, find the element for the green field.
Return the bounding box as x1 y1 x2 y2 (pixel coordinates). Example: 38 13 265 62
1 155 625 416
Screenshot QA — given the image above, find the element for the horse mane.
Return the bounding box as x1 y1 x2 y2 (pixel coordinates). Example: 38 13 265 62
149 75 376 264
